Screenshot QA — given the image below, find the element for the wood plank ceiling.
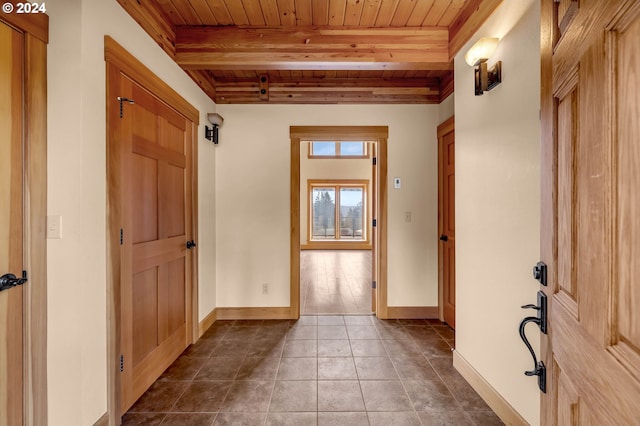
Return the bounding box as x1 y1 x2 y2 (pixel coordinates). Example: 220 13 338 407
118 0 502 104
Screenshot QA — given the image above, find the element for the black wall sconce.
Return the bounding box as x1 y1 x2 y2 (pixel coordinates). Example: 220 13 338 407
205 112 224 144
465 37 502 96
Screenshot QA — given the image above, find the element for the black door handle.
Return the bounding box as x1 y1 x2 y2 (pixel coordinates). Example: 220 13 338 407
0 271 28 292
518 290 548 393
186 240 196 249
439 235 448 242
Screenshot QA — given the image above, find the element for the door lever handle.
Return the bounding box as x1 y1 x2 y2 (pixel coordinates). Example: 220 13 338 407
521 291 547 334
439 235 448 242
0 271 28 292
186 240 197 249
518 290 548 393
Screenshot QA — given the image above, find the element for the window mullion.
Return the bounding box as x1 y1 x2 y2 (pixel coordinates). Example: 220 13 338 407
335 184 341 240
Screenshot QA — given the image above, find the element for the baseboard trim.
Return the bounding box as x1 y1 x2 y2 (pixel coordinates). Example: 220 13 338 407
215 307 294 320
453 351 529 426
93 412 109 426
386 306 439 319
198 308 218 337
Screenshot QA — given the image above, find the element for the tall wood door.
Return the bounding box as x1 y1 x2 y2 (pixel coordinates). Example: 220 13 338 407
118 74 194 413
0 22 24 426
541 0 640 423
371 142 377 313
438 117 455 329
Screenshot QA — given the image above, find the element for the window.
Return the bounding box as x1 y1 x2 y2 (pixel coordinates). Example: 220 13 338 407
308 141 369 158
309 180 367 242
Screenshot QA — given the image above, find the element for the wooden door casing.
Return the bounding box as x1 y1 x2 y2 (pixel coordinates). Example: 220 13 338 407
0 22 24 426
540 0 640 424
438 117 455 329
105 37 199 418
371 142 377 313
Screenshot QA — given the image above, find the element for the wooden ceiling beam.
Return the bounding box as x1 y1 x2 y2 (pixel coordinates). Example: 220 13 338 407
448 0 503 60
117 0 176 58
175 26 451 70
210 75 445 104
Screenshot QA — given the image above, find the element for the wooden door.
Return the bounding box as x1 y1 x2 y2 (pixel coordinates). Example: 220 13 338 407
371 142 377 313
118 75 194 413
438 117 455 329
540 1 640 423
0 22 24 426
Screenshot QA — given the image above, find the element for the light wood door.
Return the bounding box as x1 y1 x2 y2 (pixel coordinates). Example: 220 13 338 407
0 22 24 426
118 75 194 413
371 143 377 313
540 1 640 423
438 117 455 329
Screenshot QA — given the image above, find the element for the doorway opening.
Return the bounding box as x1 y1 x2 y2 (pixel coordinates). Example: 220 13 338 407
289 126 389 319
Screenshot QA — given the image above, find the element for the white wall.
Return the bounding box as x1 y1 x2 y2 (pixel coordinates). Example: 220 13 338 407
454 1 541 424
47 1 217 424
300 142 372 245
215 104 440 308
439 93 455 124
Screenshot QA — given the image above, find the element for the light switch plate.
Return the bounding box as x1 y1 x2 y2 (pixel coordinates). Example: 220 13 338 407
394 177 401 189
47 215 62 239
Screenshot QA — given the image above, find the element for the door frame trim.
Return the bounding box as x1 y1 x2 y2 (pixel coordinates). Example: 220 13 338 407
289 126 389 318
0 13 49 425
437 116 454 323
105 36 199 422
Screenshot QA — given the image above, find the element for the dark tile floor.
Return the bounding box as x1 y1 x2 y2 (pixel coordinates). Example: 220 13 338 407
123 316 503 426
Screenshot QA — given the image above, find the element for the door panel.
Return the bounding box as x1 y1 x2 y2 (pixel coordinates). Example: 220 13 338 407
0 22 24 426
438 117 455 328
120 75 193 413
541 0 640 423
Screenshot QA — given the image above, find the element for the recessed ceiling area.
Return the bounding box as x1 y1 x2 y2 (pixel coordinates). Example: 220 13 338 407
118 0 502 104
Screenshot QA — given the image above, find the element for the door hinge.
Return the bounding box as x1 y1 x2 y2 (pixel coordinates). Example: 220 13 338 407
120 354 124 372
372 157 377 166
116 97 135 118
372 219 377 227
120 229 123 245
372 280 376 289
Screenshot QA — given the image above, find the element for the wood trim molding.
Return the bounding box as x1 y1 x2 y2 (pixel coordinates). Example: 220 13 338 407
215 307 293 320
23 31 48 426
116 0 175 58
291 126 388 140
198 308 217 337
0 13 48 43
453 351 528 426
306 179 370 245
105 39 200 424
386 306 439 319
448 0 503 60
291 126 388 320
0 15 48 425
103 36 199 124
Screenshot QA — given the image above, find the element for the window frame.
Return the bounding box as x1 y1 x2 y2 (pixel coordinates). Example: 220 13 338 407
307 141 371 159
307 179 369 244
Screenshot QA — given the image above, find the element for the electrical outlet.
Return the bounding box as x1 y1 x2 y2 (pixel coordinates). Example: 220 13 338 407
262 283 269 294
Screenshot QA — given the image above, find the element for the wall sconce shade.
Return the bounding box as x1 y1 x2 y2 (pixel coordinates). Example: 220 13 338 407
465 37 499 66
466 37 502 96
205 112 224 144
